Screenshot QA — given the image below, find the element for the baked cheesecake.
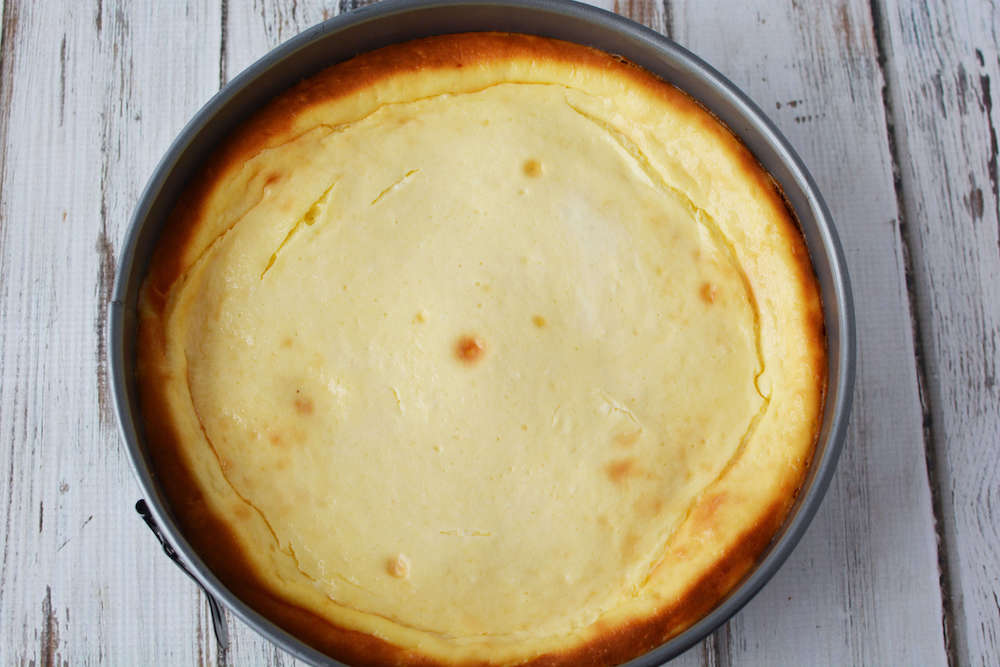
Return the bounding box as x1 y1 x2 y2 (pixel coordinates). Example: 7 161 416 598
137 33 826 666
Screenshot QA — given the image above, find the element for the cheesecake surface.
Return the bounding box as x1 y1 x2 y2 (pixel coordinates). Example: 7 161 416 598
138 33 826 666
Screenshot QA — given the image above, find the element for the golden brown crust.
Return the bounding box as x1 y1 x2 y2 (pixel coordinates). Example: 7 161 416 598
138 32 826 666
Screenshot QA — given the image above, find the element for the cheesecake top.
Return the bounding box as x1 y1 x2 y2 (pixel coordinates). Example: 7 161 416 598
138 33 825 666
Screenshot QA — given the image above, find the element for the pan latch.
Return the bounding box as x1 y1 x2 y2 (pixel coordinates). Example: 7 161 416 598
135 499 231 651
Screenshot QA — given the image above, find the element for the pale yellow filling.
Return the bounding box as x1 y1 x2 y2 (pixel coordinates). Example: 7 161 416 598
171 81 761 639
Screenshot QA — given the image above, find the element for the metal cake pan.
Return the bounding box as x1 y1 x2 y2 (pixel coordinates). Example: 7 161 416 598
109 0 856 664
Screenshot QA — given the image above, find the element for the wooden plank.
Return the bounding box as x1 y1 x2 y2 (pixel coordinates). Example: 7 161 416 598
93 0 224 662
0 0 6 59
223 0 339 86
668 0 950 663
875 0 1000 663
0 0 221 663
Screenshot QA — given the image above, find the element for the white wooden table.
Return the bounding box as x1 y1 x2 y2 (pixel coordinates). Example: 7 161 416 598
1 0 997 664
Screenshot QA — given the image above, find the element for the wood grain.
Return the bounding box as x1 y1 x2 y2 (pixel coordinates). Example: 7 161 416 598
224 0 338 82
0 0 221 664
875 0 1000 663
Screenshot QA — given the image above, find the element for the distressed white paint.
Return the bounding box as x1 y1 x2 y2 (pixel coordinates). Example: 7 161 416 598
0 0 221 665
583 0 616 13
876 1 1000 664
0 0 995 664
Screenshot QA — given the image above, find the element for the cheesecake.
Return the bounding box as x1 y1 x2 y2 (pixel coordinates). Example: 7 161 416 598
137 33 826 666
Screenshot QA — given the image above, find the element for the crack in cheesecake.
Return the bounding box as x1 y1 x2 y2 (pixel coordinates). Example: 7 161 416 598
261 179 339 279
